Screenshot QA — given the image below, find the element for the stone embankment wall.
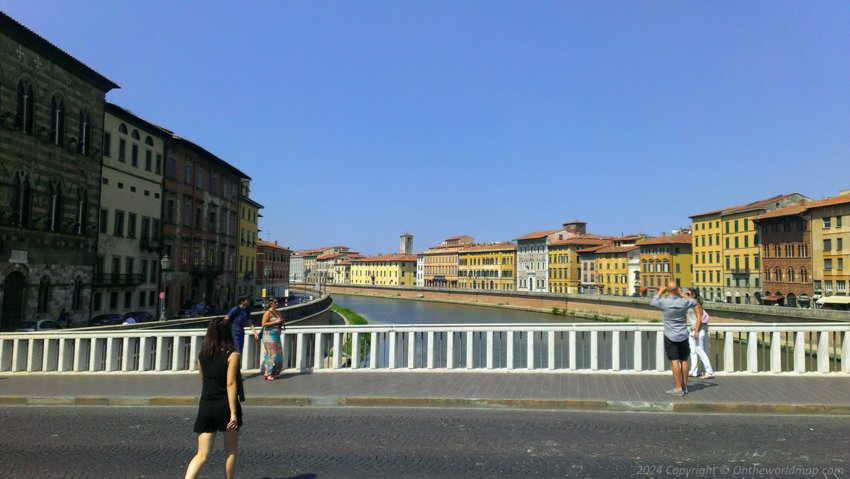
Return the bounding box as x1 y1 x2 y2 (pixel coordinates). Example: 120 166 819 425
326 285 849 324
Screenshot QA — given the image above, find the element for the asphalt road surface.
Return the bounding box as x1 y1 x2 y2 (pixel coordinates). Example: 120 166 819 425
1 406 848 478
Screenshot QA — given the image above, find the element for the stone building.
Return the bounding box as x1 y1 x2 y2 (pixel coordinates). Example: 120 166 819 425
91 103 165 319
256 240 290 299
160 134 245 315
0 13 118 329
753 203 812 308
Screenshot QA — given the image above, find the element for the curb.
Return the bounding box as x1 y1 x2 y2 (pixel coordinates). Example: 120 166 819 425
2 395 849 416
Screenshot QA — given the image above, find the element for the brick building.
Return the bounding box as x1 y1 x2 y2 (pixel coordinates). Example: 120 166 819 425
256 240 291 299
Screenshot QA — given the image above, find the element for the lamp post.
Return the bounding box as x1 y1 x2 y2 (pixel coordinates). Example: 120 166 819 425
159 255 171 321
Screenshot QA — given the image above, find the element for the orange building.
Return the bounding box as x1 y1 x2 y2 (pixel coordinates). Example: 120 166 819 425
418 235 473 288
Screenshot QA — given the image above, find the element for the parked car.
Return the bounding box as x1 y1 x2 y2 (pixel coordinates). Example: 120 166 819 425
122 311 154 323
177 302 212 318
15 320 63 332
88 313 124 327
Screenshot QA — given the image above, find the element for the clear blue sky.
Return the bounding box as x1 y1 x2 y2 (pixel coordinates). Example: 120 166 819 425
4 2 848 254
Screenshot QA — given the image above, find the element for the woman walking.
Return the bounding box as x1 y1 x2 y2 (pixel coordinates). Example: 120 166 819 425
261 297 285 380
686 288 715 379
185 317 242 479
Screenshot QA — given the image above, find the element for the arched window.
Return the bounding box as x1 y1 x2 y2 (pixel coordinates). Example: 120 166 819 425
37 276 51 314
78 110 92 156
774 267 782 282
800 268 808 283
764 268 771 281
144 136 153 146
11 171 32 227
48 180 63 232
787 268 795 283
16 80 35 134
118 123 128 134
75 188 88 235
131 129 140 140
50 95 65 146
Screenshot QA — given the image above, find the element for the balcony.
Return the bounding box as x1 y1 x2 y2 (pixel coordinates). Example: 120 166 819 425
730 268 751 275
92 273 145 286
243 272 254 281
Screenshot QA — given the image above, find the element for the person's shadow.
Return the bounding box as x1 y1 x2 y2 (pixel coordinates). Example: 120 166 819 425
685 380 719 393
263 474 317 479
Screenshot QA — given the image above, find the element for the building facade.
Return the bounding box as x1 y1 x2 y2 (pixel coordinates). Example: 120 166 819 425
236 178 262 300
516 231 555 293
0 13 118 329
256 240 290 299
350 254 417 286
290 253 305 284
579 244 607 294
419 235 473 288
548 235 608 294
809 193 850 305
596 245 640 296
457 242 516 291
160 135 243 315
691 210 724 303
639 233 693 297
92 104 165 319
754 204 812 308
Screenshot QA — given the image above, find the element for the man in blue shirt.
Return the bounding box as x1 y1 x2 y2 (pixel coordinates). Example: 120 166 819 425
650 282 698 397
225 295 259 353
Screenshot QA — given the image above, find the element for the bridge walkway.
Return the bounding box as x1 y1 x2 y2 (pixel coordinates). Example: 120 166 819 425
2 371 849 415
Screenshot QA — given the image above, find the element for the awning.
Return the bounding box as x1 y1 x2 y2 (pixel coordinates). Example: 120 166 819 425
639 287 647 292
816 296 850 305
762 295 784 302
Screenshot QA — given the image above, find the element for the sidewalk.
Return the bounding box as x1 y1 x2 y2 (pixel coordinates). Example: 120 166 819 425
2 371 849 415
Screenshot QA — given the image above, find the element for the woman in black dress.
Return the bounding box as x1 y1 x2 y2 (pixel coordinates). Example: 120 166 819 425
185 317 243 479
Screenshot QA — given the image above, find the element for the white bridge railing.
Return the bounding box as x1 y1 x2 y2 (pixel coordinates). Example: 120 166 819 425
1 323 848 375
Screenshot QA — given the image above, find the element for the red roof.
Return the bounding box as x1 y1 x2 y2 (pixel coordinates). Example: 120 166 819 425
690 193 805 219
515 229 560 241
257 240 291 252
755 194 850 221
353 254 417 263
459 242 517 253
549 234 609 247
595 245 640 254
638 233 692 246
577 244 608 254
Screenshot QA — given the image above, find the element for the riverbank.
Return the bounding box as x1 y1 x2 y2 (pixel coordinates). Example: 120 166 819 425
332 305 368 325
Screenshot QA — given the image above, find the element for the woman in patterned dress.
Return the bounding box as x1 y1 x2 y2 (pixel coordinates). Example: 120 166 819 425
261 297 284 380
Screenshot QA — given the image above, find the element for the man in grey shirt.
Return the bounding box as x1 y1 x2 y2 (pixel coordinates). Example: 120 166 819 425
650 281 698 396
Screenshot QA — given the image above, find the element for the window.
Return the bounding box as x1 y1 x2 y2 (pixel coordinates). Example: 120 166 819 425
113 211 124 237
145 150 152 171
838 238 844 251
196 167 204 189
103 132 112 157
11 172 32 228
838 216 844 228
824 217 832 228
48 180 63 232
127 213 137 238
99 208 108 233
78 110 92 156
183 200 191 226
37 276 50 313
156 154 163 175
824 239 832 251
185 164 193 184
824 259 833 271
75 189 88 235
167 157 176 177
839 258 845 271
118 138 126 162
165 199 175 224
16 80 35 134
50 95 65 146
131 144 139 167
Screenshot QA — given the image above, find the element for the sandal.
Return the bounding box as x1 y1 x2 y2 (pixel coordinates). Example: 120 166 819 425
264 375 274 381
702 374 714 379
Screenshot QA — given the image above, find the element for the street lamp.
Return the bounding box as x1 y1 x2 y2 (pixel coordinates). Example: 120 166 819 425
159 255 171 321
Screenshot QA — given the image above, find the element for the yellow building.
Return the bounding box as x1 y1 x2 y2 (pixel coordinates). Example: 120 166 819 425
691 209 724 302
595 245 639 296
351 254 417 286
639 233 693 296
236 178 262 299
809 193 850 305
457 243 516 291
692 194 808 304
548 236 608 294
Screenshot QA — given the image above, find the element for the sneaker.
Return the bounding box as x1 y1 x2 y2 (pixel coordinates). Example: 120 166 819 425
666 389 685 397
688 373 698 378
702 374 714 379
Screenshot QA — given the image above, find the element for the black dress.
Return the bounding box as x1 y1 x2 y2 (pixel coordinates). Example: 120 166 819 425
193 350 243 433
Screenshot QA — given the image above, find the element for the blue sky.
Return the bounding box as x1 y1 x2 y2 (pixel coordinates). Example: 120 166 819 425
4 2 848 254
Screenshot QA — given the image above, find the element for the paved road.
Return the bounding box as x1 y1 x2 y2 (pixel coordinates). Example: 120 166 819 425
1 406 848 479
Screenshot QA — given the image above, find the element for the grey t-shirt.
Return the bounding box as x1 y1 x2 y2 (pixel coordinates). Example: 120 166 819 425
649 295 698 342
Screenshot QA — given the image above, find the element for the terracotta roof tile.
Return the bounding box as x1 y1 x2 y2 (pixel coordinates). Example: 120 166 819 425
690 193 805 219
595 245 640 254
353 254 417 263
638 233 692 246
515 229 560 241
257 240 291 252
459 242 517 253
577 244 608 254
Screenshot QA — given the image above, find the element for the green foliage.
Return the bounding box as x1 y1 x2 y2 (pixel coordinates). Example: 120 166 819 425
332 305 368 325
552 307 560 315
